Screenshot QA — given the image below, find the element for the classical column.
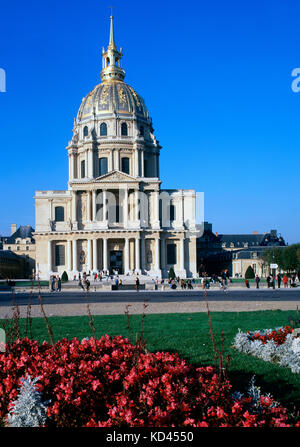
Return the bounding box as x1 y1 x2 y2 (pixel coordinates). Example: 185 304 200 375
73 239 78 272
140 236 145 273
48 240 52 273
92 190 96 221
85 150 88 178
123 187 128 228
67 240 72 271
49 200 53 221
179 238 184 272
116 149 120 171
103 238 108 271
124 238 129 274
87 239 92 272
135 190 139 224
135 237 140 272
161 237 166 272
87 191 91 222
154 237 160 271
103 189 107 224
134 150 139 176
93 238 98 271
69 153 74 180
152 191 160 229
177 193 184 227
72 191 77 222
88 148 93 177
141 150 144 177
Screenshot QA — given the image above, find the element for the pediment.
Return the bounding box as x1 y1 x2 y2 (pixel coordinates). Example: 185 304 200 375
94 170 138 183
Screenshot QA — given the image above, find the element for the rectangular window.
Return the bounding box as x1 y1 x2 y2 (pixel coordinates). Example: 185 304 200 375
121 157 130 174
81 160 85 178
170 204 176 221
167 244 177 265
55 245 65 266
55 206 65 222
99 157 108 176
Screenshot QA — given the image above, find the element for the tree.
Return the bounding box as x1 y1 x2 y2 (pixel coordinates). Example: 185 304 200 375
245 265 255 279
168 267 175 280
61 271 68 282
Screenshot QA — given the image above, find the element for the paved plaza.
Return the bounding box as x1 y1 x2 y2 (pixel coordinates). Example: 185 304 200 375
0 286 299 319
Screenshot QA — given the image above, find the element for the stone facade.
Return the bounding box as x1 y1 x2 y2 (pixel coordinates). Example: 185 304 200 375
2 225 36 278
34 14 198 280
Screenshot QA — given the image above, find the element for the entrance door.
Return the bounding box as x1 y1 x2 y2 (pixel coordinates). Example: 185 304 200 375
109 250 123 274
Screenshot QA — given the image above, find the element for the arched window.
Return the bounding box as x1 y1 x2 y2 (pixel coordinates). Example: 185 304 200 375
106 57 110 67
99 157 108 176
55 206 65 222
139 125 144 136
121 157 130 174
121 122 128 136
100 122 107 136
83 126 88 137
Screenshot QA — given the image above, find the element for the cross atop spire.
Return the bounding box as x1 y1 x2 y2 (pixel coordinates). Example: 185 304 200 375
101 10 125 82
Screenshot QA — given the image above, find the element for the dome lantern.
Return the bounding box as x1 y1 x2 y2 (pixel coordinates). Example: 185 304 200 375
101 12 125 82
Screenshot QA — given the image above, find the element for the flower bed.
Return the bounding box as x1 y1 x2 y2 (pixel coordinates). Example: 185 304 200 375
234 326 300 373
0 336 298 427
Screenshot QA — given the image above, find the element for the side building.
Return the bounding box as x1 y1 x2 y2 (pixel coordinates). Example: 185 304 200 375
217 230 286 278
2 224 36 278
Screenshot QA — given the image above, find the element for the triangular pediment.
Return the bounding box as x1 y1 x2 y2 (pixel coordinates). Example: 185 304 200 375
94 170 138 183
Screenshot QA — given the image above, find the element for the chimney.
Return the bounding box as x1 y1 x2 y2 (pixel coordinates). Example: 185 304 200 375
215 231 218 236
11 224 17 235
253 231 258 234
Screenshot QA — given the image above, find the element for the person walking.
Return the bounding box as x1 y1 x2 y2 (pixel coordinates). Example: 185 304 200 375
283 274 289 288
54 276 58 292
187 279 193 290
270 274 275 289
277 273 282 289
78 277 85 290
135 276 140 292
57 276 61 292
266 275 271 288
255 275 260 289
245 278 250 288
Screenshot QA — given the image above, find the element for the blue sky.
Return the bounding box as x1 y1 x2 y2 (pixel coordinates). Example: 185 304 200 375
0 0 300 243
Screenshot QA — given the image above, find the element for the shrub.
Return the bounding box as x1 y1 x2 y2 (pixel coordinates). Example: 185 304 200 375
61 271 68 282
168 267 175 280
245 266 255 279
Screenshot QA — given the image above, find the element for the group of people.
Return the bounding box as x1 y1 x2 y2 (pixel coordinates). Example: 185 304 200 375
245 273 299 289
49 275 62 292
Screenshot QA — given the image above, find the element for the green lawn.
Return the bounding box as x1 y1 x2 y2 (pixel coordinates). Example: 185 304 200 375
2 309 300 411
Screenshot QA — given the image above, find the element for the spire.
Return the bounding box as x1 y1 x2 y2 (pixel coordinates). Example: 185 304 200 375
101 10 125 82
109 9 115 48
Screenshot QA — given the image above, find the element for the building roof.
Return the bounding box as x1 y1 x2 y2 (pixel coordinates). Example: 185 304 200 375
218 230 285 248
4 225 35 244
